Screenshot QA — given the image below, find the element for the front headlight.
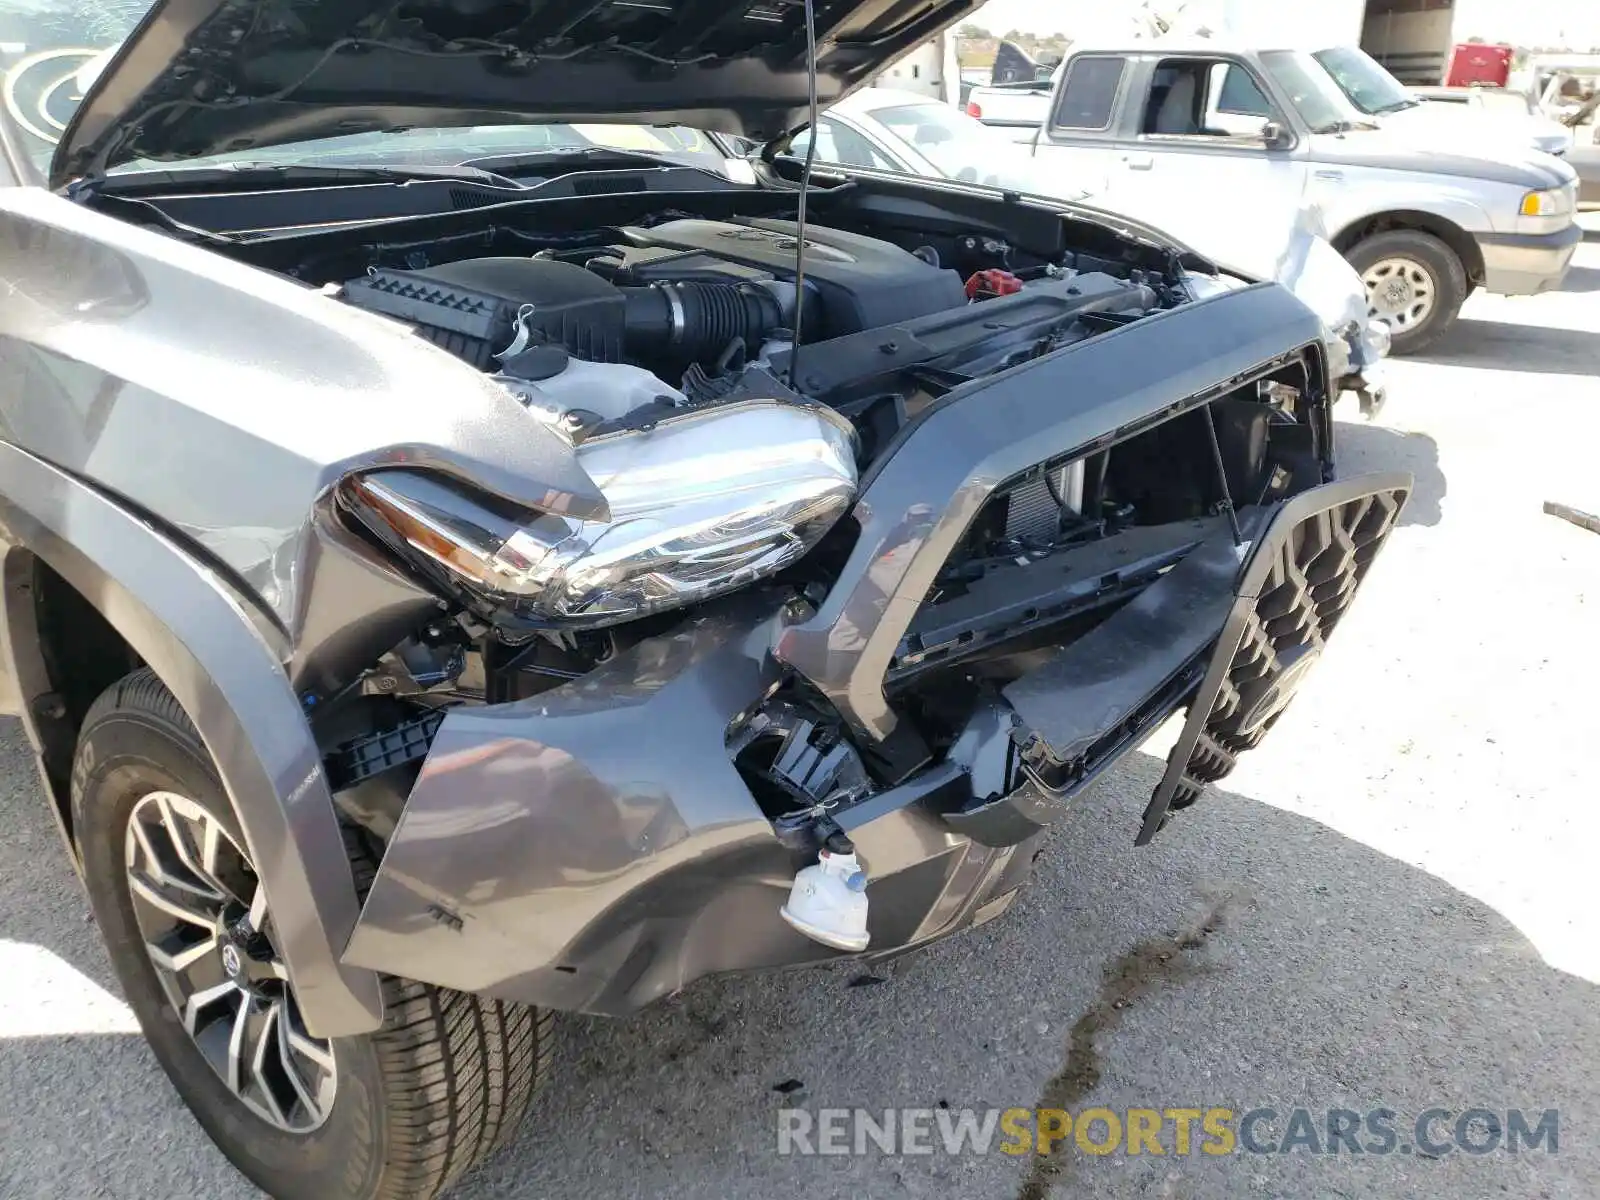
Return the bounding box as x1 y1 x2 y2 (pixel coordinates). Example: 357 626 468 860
341 400 857 627
1520 187 1571 216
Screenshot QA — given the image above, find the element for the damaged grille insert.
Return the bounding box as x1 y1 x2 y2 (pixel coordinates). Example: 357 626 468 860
1000 518 1244 794
1135 472 1411 844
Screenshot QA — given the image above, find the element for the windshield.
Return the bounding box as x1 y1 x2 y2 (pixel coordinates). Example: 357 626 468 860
1258 50 1369 133
0 0 728 177
856 98 1083 199
112 123 732 177
866 102 1006 177
1311 46 1417 115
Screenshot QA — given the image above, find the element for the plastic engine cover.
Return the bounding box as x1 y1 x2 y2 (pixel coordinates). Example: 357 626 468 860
609 218 969 339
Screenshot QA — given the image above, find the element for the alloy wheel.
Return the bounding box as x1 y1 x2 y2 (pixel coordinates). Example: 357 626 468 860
1361 256 1436 332
123 791 336 1133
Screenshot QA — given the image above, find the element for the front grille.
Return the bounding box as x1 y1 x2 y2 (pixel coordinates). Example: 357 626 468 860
1137 476 1410 842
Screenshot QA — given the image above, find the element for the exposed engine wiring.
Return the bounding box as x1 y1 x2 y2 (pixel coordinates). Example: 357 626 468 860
786 0 820 391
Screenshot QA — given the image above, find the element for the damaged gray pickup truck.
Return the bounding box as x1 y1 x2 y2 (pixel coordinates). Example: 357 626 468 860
0 0 1409 1195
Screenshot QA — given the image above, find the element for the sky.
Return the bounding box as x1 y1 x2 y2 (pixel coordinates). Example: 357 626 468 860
966 0 1600 48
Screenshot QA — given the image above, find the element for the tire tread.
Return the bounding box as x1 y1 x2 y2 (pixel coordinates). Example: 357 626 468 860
343 824 547 1200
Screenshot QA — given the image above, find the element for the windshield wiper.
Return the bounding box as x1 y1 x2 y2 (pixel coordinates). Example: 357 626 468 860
459 145 680 173
1373 98 1420 114
457 144 732 182
98 160 525 194
458 145 742 188
99 144 727 197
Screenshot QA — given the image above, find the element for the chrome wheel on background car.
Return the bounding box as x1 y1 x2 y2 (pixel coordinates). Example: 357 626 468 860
1361 256 1436 333
124 791 336 1133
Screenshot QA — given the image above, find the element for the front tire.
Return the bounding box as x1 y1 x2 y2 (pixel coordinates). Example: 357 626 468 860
71 669 549 1199
1346 229 1468 356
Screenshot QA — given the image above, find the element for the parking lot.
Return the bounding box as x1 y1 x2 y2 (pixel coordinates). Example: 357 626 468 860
1 228 1598 1200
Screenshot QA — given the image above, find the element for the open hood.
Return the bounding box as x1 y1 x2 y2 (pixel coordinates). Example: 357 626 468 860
52 0 981 189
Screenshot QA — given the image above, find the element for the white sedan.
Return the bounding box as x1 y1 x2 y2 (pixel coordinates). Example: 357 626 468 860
795 87 1080 197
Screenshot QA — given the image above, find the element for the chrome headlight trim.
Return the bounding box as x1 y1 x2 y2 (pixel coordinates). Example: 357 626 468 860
344 400 858 628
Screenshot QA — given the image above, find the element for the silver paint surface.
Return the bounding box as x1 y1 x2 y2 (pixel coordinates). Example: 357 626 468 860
0 442 383 1036
0 185 604 640
343 595 1035 1013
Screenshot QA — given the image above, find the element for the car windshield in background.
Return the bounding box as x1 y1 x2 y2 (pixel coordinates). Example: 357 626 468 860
113 123 732 178
1259 50 1370 133
0 0 727 177
867 102 1006 178
859 99 1082 200
1312 46 1418 115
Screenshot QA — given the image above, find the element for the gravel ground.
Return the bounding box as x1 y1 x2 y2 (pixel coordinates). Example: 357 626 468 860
2 234 1598 1200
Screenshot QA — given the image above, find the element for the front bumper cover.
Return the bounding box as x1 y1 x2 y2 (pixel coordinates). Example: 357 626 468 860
341 595 1047 1014
341 283 1409 1015
1477 223 1582 295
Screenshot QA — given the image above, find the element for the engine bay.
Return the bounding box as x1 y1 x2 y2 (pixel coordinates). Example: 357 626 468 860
336 214 1165 448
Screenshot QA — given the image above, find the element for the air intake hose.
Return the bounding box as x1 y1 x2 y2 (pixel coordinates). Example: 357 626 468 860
621 281 785 361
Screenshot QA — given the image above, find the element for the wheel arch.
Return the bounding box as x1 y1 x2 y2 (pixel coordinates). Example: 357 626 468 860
1331 209 1486 287
0 441 383 1037
0 546 140 864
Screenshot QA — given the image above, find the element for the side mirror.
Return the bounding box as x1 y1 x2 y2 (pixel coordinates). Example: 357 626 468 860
1261 120 1292 149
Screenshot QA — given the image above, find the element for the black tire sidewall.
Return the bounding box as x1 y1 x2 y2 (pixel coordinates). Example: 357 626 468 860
1346 230 1467 355
73 707 390 1200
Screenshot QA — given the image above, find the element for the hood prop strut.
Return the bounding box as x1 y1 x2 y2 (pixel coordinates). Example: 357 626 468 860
1200 402 1245 548
786 0 821 391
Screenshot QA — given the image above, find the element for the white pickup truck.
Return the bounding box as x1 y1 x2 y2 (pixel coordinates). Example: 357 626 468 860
966 40 1581 352
969 46 1573 155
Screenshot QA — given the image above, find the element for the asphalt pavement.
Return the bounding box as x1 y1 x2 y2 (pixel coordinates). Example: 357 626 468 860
2 234 1599 1200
